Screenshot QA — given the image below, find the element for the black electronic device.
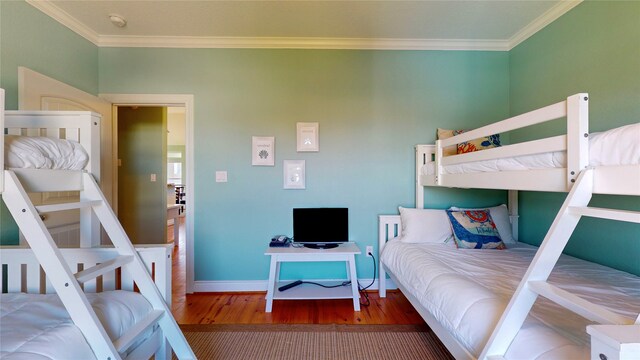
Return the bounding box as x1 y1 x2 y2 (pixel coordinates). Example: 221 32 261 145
270 235 291 247
278 280 303 291
293 208 348 249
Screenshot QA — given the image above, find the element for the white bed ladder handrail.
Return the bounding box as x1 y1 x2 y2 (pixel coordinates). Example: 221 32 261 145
479 168 639 359
1 170 196 360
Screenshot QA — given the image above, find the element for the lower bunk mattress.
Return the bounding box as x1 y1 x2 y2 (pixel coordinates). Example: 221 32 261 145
381 240 640 359
0 290 154 359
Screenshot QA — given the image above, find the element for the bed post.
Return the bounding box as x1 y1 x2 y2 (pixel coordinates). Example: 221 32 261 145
415 145 435 209
415 146 424 208
508 190 519 241
566 93 589 189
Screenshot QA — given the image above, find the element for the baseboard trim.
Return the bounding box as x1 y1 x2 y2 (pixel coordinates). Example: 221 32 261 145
193 278 397 293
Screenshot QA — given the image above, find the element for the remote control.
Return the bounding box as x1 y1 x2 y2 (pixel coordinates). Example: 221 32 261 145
278 280 303 291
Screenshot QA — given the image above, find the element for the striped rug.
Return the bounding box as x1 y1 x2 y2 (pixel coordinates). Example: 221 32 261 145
177 324 454 360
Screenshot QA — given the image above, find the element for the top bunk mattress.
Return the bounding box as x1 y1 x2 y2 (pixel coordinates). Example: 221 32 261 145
0 290 153 359
381 240 640 359
423 122 639 175
4 135 89 171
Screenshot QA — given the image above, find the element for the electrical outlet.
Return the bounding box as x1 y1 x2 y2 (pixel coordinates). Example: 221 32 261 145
366 246 373 257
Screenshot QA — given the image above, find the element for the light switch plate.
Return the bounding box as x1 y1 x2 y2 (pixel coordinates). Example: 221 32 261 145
150 173 157 182
215 171 228 183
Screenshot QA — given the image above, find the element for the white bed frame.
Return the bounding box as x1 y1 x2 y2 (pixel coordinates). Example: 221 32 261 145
0 245 173 358
0 89 195 360
379 93 640 359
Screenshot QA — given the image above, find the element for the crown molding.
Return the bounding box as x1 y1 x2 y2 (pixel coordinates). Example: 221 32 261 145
27 0 579 51
97 35 509 51
26 0 100 45
508 0 582 50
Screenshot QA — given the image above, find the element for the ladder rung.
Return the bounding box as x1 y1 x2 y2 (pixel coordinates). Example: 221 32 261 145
114 310 164 353
529 281 634 325
36 200 102 213
75 255 134 283
569 206 640 223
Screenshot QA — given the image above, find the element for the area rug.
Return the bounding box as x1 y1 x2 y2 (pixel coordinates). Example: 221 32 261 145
176 324 454 360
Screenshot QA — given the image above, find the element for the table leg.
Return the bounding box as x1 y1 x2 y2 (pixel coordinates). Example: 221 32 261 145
347 254 360 311
265 256 278 312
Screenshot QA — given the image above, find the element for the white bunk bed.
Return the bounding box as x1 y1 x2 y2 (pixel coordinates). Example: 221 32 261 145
378 93 640 359
0 89 195 359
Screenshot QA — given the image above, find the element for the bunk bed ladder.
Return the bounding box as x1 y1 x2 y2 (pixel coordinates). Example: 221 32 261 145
479 168 639 360
2 170 195 360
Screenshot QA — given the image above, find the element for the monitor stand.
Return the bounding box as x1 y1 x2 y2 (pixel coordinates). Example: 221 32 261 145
303 243 339 249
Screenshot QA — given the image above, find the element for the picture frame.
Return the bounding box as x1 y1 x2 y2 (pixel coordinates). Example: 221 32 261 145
252 136 275 166
296 122 319 152
283 160 306 189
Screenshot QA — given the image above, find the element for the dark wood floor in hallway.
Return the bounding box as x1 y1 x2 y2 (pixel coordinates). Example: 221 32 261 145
168 218 425 325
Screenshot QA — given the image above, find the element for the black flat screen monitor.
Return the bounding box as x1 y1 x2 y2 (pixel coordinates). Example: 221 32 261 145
293 208 348 249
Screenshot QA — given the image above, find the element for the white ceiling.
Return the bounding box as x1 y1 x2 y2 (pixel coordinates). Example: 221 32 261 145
27 0 582 50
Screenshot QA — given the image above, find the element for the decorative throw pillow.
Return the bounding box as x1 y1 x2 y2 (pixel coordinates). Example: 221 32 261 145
437 128 465 156
446 210 506 249
449 204 515 243
398 207 453 244
456 134 501 154
437 128 501 155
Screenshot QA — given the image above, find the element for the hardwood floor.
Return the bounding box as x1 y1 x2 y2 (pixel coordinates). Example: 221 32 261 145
168 219 424 325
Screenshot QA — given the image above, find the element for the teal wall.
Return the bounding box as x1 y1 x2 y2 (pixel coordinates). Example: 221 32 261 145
0 1 99 244
510 1 640 275
98 48 510 280
4 0 633 282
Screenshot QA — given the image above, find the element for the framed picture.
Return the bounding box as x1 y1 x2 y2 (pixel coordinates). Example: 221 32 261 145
283 160 305 189
252 136 275 166
296 122 319 152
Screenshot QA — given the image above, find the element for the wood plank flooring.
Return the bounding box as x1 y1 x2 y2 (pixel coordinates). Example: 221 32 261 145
168 219 424 325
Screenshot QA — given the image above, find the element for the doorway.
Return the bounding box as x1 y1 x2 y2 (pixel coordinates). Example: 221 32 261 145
116 106 168 245
103 94 195 296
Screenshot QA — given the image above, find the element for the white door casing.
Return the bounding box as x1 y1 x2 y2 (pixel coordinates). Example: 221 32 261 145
100 93 195 294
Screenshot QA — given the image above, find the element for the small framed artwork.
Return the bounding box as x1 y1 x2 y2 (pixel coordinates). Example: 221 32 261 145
296 122 319 152
252 136 275 166
283 160 305 189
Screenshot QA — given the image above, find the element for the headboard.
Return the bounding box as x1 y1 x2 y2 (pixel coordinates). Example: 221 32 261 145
3 110 101 182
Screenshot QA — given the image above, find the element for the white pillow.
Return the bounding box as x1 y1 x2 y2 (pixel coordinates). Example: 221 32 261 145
398 207 453 244
449 204 515 243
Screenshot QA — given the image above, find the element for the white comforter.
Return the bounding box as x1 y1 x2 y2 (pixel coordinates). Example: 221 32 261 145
4 135 89 170
0 291 153 359
423 122 640 175
381 240 640 359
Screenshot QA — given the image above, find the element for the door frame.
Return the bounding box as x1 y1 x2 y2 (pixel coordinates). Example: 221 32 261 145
101 93 195 294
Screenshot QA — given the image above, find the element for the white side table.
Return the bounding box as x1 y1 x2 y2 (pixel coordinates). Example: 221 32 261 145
264 242 361 312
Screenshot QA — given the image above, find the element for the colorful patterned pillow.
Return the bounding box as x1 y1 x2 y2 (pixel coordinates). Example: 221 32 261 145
456 134 501 154
437 128 501 155
446 210 506 249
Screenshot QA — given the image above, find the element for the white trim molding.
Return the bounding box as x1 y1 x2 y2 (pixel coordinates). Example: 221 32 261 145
508 0 583 49
26 0 100 45
26 0 581 51
100 93 196 294
98 35 510 51
194 278 396 293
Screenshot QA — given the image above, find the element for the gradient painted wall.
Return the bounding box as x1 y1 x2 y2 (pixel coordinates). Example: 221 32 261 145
510 1 640 275
0 1 99 244
98 48 510 281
